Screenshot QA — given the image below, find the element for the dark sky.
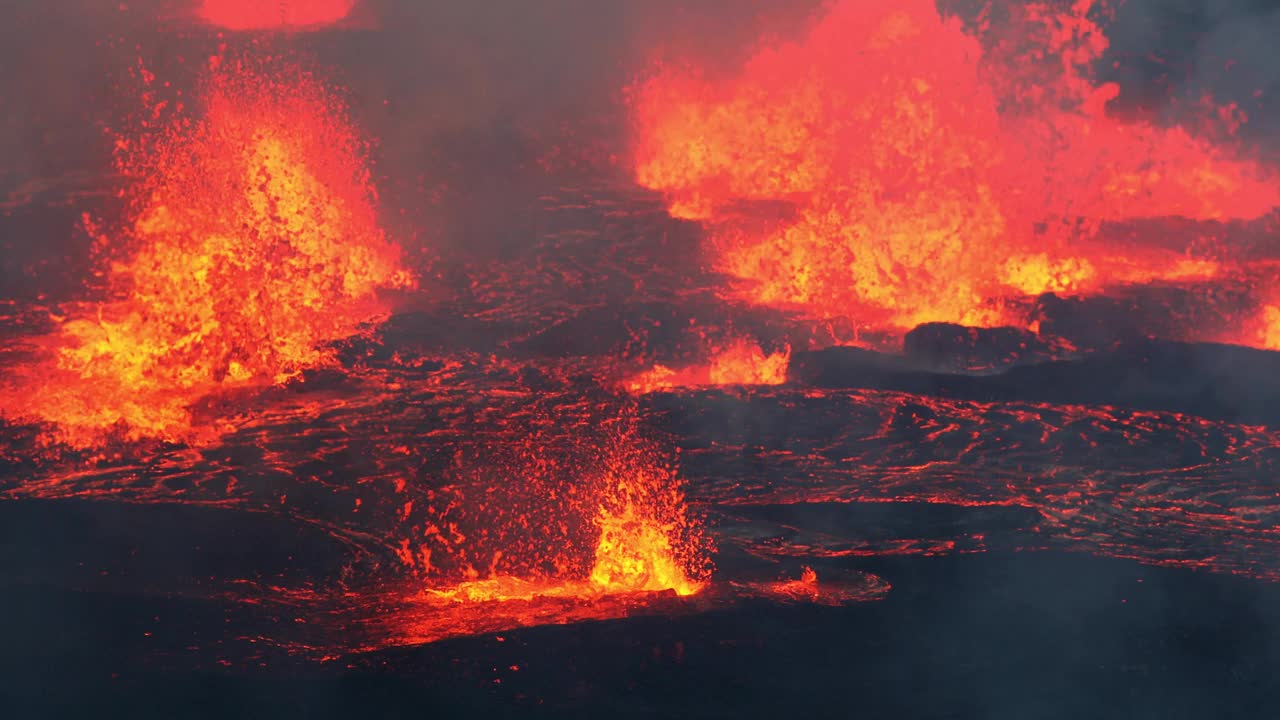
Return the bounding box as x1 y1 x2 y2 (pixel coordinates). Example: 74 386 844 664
2 0 1279 196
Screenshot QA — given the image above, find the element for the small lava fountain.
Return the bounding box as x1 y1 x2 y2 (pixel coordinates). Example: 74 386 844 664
353 419 714 652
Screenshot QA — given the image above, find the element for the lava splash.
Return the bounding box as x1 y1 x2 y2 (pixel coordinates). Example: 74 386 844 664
1 59 413 445
422 420 709 600
343 409 713 652
629 0 1280 333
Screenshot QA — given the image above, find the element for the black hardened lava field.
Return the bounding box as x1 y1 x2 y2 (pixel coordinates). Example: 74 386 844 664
4 1 1280 718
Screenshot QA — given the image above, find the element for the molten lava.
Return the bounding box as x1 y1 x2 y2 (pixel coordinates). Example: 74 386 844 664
2 60 412 445
630 0 1280 333
368 420 711 649
427 420 708 599
195 0 357 30
625 339 790 394
8 0 1280 667
587 446 708 596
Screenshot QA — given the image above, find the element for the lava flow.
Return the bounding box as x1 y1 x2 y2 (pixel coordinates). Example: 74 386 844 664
0 59 413 445
9 0 1280 671
629 0 1280 336
195 0 358 30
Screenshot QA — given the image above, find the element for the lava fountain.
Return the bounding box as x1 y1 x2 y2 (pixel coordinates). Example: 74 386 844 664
0 58 413 446
366 418 713 651
413 412 710 600
629 0 1280 335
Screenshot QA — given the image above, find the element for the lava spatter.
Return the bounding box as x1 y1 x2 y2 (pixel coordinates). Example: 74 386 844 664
367 415 712 649
417 413 710 598
629 0 1280 334
0 59 413 445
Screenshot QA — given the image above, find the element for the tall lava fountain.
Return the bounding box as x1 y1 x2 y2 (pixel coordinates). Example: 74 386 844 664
630 0 1280 339
1 59 413 445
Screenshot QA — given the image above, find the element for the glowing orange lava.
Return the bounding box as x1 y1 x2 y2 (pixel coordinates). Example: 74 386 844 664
625 339 790 394
425 484 704 605
195 0 357 30
373 425 711 648
1258 306 1280 350
1 60 412 445
768 565 821 602
430 428 707 600
630 0 1280 332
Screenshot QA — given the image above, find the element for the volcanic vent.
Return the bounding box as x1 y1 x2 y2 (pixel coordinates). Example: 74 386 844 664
629 0 1280 345
2 0 1280 691
2 58 413 445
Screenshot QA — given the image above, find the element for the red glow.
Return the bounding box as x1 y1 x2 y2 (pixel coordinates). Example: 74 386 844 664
195 0 356 30
630 0 1280 333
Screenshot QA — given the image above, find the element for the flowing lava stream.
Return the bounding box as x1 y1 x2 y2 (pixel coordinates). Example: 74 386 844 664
629 0 1280 346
